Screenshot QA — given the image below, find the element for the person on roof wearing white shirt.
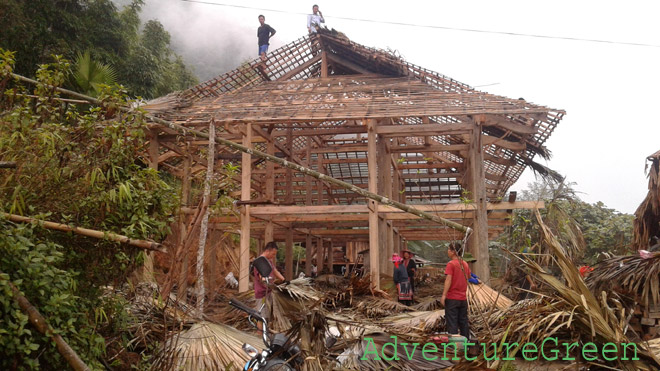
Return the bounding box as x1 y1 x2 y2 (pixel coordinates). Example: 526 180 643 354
307 4 324 34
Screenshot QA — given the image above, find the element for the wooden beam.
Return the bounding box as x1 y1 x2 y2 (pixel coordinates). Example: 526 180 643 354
250 201 544 215
326 53 372 75
482 114 539 135
389 144 469 153
276 53 322 81
376 123 472 136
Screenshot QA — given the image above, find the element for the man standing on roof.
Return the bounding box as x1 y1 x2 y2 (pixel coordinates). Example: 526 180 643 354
441 242 470 338
257 15 276 62
307 4 324 34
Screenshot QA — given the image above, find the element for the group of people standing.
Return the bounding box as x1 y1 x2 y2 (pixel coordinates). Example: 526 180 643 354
393 242 471 339
257 4 325 61
392 249 416 305
252 241 472 343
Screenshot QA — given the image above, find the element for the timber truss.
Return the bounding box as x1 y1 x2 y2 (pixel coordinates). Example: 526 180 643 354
144 29 562 286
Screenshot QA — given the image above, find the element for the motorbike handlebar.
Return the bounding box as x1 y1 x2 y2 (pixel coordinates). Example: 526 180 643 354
229 298 263 321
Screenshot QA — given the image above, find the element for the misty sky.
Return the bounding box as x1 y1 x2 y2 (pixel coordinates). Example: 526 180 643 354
128 0 660 214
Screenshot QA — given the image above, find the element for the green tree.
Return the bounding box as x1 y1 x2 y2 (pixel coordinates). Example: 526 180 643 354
0 0 197 99
500 179 633 267
0 50 179 367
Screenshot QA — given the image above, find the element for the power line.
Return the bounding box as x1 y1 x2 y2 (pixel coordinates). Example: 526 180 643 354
181 0 660 48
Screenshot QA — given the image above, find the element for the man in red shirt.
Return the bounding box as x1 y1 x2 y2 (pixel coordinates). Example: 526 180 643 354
253 242 285 324
441 242 470 337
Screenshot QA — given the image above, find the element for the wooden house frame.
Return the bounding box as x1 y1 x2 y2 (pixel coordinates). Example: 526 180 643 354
144 30 563 291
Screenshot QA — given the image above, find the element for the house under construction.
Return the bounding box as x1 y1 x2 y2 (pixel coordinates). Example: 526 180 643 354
144 29 564 291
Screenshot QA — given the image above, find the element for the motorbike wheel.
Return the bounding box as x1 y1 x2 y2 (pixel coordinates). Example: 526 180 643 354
262 358 296 371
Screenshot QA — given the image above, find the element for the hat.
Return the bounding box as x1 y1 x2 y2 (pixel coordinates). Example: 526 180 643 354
390 253 403 263
462 252 477 262
401 248 414 256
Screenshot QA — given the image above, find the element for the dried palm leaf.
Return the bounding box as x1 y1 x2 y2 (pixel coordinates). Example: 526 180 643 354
152 321 260 371
412 297 443 312
355 297 412 318
633 150 660 250
381 310 446 334
467 282 513 313
587 252 660 308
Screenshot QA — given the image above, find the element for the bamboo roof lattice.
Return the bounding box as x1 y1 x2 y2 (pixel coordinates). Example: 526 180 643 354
144 29 564 242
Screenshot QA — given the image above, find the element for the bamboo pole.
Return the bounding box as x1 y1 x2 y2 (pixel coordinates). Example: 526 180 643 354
1 273 90 371
1 212 165 252
195 121 215 312
9 73 471 235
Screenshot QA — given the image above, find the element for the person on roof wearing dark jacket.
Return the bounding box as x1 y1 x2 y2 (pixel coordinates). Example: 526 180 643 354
257 15 276 61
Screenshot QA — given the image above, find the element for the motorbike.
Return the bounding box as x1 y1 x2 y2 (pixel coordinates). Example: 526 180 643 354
229 256 302 370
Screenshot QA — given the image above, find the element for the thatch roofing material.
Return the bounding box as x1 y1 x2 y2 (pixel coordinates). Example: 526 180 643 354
633 149 660 250
587 251 660 308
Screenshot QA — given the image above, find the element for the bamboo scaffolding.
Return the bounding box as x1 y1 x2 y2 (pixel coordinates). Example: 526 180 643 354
1 273 90 371
1 212 165 252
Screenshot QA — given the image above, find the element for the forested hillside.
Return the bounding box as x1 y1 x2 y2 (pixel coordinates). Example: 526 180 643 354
0 0 197 99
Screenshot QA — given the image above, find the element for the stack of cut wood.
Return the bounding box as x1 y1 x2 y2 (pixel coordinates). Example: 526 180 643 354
638 303 660 339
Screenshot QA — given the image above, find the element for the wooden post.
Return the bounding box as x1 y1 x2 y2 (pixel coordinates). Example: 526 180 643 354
305 139 313 276
285 228 294 280
305 234 313 276
378 133 393 275
466 117 490 283
182 155 191 206
327 239 334 273
317 154 324 205
238 123 252 293
264 138 275 245
284 127 294 279
367 119 380 289
148 129 159 170
316 237 322 274
321 51 328 78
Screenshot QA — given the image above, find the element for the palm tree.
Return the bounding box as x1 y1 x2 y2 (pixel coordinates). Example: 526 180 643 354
72 51 117 97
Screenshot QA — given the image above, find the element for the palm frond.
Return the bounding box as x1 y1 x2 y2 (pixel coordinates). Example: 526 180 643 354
152 321 259 370
73 50 117 97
